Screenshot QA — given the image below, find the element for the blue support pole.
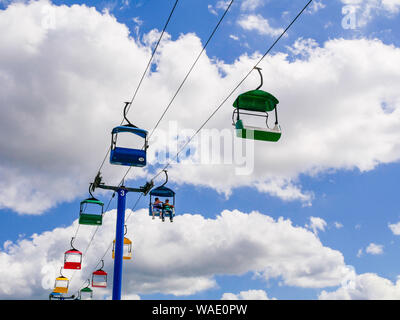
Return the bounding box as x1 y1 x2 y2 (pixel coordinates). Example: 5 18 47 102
112 188 127 300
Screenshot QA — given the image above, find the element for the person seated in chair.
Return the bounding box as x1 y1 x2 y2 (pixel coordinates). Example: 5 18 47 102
162 199 174 222
152 198 163 220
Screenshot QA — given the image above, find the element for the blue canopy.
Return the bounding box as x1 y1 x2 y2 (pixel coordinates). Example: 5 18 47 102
150 186 175 197
112 126 148 138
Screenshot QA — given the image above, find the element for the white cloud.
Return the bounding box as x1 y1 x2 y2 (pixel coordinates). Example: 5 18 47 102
119 0 130 11
365 243 384 255
306 217 327 235
319 273 400 299
287 38 319 57
388 221 400 235
0 208 354 299
240 0 264 12
132 16 143 26
307 1 326 14
141 28 171 47
221 289 275 300
382 0 400 12
207 4 218 16
254 179 314 205
122 293 141 300
215 0 230 10
208 1 230 15
334 222 343 229
237 14 284 37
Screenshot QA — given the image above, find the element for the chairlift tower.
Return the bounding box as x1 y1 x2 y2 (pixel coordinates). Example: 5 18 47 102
91 173 153 300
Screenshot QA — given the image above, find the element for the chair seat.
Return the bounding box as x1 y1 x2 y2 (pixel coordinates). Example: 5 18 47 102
235 120 281 142
110 147 146 167
64 261 82 270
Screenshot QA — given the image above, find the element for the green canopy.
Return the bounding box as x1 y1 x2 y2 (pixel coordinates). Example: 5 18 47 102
233 90 279 112
80 198 104 206
79 197 104 226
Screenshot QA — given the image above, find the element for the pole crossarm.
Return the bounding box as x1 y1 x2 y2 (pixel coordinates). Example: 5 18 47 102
96 184 143 193
91 171 154 196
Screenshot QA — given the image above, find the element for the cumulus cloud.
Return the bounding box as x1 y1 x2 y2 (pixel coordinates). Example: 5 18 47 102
240 0 264 12
237 14 284 37
334 222 343 229
0 208 354 299
388 221 400 235
2 1 400 214
208 1 230 15
319 273 400 299
306 217 327 235
287 38 319 57
307 1 326 14
207 4 218 16
365 243 384 255
221 289 276 300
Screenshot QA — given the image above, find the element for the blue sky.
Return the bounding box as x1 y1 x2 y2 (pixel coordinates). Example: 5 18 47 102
1 0 400 300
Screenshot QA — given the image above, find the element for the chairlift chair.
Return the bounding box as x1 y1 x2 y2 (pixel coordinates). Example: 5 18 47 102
63 237 82 270
110 102 148 167
112 226 132 260
79 280 93 300
53 268 69 294
149 170 176 221
232 67 282 142
92 260 108 288
79 185 104 226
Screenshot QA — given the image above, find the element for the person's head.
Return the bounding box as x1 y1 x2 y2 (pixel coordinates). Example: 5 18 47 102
155 198 159 201
165 199 169 203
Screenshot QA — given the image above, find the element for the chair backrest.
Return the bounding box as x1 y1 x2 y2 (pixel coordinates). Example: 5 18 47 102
110 147 146 167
